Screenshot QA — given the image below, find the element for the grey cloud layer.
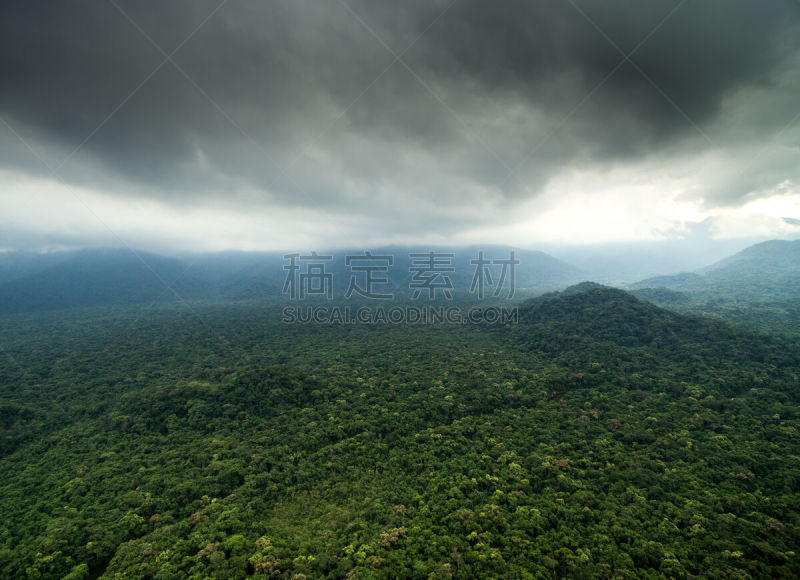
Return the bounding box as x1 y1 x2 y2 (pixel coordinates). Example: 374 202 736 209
1 0 798 225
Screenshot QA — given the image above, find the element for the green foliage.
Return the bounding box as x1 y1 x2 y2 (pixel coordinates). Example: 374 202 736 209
631 240 800 338
1 291 799 578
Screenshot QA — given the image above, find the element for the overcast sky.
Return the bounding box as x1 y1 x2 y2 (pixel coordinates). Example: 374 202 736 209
1 0 800 252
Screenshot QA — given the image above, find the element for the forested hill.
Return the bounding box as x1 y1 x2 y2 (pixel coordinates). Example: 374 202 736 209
515 284 798 388
703 239 800 278
522 284 750 348
629 240 800 337
630 239 800 299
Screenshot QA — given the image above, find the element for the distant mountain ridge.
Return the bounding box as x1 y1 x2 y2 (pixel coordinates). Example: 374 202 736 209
0 249 212 315
630 239 800 299
627 239 800 337
4 239 799 317
0 251 75 285
186 245 585 300
702 239 800 276
0 245 585 315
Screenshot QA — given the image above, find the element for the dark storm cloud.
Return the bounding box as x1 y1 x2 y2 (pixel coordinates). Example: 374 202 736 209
0 0 798 217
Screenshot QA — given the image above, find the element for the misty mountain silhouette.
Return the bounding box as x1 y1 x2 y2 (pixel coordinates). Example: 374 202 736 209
630 239 800 299
0 246 584 314
0 249 211 314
